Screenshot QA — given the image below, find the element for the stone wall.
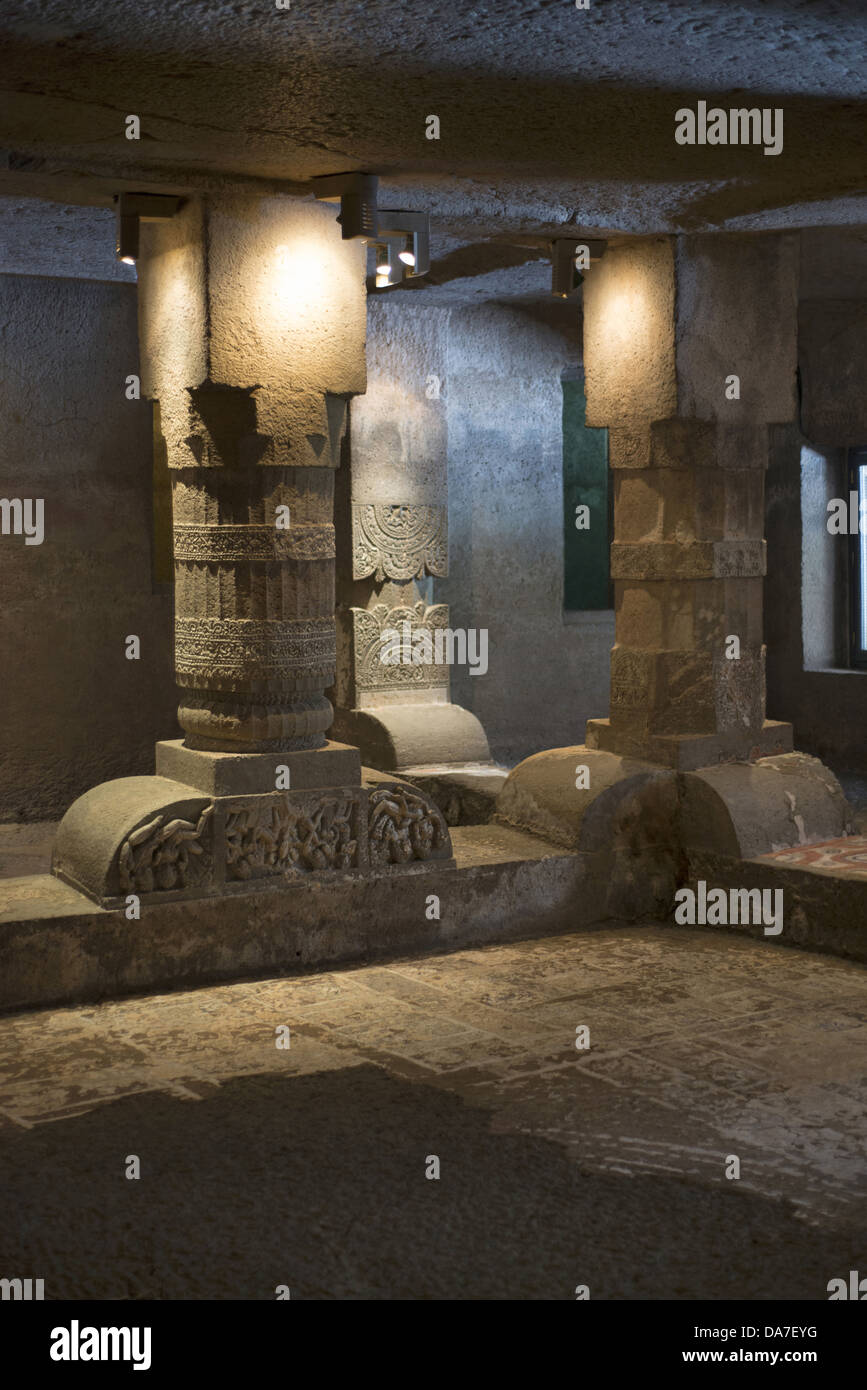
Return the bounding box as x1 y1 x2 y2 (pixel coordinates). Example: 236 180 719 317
441 298 614 766
0 272 177 820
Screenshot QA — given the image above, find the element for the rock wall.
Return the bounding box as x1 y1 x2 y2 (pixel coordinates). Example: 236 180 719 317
441 298 614 765
0 272 177 819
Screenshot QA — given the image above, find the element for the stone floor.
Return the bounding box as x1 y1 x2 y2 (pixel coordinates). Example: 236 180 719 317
1 925 865 1299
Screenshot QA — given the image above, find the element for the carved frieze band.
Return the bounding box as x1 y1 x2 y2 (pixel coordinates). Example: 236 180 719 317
174 523 335 563
113 786 452 896
352 601 449 694
368 784 451 867
352 503 448 582
118 806 213 895
225 795 361 879
175 617 336 682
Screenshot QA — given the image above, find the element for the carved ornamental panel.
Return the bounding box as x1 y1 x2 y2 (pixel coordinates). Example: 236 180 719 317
351 503 447 582
351 601 450 695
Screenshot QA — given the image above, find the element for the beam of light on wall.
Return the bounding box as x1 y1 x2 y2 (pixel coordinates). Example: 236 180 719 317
209 200 367 397
272 241 330 310
587 262 663 415
600 279 652 349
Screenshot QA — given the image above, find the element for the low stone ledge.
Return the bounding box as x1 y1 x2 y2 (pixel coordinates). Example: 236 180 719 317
0 825 594 1013
674 849 867 965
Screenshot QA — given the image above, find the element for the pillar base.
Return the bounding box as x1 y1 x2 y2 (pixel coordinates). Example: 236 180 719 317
495 747 680 919
677 753 853 860
331 702 492 772
494 744 852 922
52 764 454 908
585 717 793 771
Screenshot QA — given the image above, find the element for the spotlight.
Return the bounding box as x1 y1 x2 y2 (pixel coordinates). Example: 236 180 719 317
113 192 182 265
551 238 606 298
312 172 379 240
379 211 430 278
369 237 405 291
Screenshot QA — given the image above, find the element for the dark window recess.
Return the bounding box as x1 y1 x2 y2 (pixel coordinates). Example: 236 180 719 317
848 446 867 669
562 370 611 611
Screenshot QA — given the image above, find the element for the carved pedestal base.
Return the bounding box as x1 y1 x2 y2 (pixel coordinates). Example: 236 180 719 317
332 703 492 772
52 768 454 907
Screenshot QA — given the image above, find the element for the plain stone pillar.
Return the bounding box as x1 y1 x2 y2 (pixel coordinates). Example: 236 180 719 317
584 234 797 770
137 195 367 753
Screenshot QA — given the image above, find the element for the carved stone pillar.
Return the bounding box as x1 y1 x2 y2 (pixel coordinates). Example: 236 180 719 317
170 398 339 754
332 299 493 771
496 232 850 873
347 507 451 714
137 196 360 767
583 234 797 770
51 194 454 904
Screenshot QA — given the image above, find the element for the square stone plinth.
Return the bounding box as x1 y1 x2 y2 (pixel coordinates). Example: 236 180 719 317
586 718 793 770
155 739 361 795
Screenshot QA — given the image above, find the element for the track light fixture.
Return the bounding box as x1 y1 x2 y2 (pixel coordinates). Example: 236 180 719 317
114 192 182 265
312 176 431 291
550 238 606 298
312 172 380 240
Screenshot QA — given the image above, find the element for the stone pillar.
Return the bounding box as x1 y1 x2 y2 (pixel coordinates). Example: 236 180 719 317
584 234 797 770
332 299 492 772
495 232 850 879
51 194 455 905
137 195 363 765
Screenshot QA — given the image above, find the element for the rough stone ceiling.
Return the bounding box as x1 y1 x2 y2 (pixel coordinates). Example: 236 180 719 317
0 0 864 241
